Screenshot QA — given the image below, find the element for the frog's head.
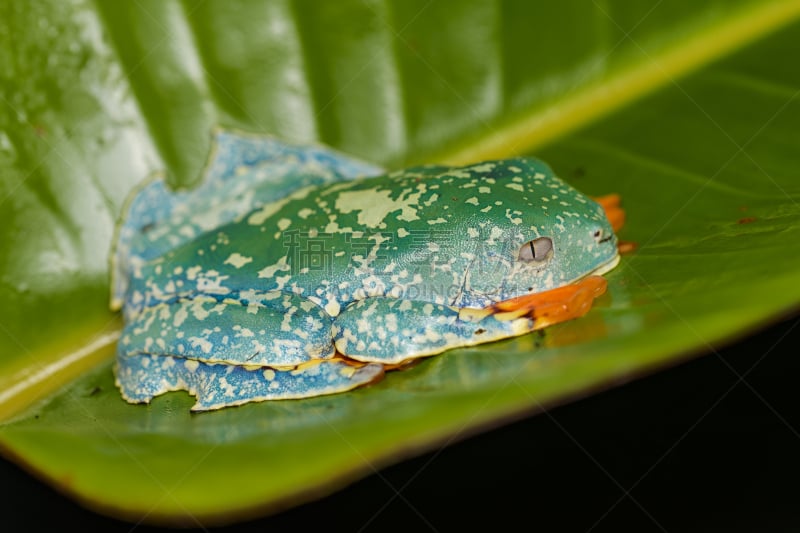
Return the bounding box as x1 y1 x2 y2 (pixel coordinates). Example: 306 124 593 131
450 158 620 307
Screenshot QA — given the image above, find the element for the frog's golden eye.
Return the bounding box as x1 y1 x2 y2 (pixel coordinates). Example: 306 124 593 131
518 237 553 263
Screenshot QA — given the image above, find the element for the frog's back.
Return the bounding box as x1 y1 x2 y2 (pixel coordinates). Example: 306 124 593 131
127 156 601 315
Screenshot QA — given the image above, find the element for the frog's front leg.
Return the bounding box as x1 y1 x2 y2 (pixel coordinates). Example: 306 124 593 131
115 291 385 410
332 276 608 364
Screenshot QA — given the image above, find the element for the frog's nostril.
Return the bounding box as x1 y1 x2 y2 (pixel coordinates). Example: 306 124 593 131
593 228 614 244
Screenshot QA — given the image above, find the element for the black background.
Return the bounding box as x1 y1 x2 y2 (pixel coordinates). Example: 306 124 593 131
2 314 798 532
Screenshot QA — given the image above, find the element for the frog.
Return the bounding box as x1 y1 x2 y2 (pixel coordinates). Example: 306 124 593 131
111 129 622 411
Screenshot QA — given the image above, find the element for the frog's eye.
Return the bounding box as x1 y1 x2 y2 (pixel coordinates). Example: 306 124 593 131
518 237 553 263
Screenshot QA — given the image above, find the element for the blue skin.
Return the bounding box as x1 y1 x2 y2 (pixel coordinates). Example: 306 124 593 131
112 130 619 411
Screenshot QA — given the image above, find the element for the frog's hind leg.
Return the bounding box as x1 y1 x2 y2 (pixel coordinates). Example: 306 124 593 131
111 130 384 309
115 354 384 411
209 129 383 185
332 277 607 365
118 292 336 367
115 290 386 410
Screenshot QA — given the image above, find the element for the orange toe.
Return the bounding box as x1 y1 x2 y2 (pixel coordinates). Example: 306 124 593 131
593 193 625 232
490 275 608 330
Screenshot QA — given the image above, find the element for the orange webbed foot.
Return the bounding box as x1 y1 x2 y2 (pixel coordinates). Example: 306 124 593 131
593 193 625 232
594 193 636 254
489 275 608 331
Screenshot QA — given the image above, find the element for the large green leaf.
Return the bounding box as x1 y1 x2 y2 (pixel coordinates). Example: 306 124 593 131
1 0 799 525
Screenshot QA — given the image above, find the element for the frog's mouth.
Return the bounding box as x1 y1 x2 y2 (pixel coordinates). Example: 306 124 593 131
586 251 620 278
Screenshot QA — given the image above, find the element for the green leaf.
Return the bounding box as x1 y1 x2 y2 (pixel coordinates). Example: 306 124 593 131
2 0 799 525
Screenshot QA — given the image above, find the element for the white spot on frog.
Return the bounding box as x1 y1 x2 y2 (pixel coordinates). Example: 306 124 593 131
224 252 253 269
173 305 189 327
219 377 236 397
423 193 439 207
325 219 340 233
186 266 202 280
325 299 341 316
258 257 290 278
468 163 496 173
505 209 522 225
234 325 255 337
188 336 213 354
247 185 315 225
298 208 315 219
334 187 421 227
488 226 504 244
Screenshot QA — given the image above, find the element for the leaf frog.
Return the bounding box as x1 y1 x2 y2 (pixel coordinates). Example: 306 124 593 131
111 129 622 411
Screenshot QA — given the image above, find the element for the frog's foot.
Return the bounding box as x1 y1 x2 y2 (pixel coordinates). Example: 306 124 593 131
485 275 608 330
119 293 335 367
333 278 608 365
593 194 625 232
115 354 384 412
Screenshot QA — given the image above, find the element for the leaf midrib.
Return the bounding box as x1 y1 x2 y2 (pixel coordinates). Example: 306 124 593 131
436 0 800 165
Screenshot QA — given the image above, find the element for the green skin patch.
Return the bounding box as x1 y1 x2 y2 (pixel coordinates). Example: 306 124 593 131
112 130 619 411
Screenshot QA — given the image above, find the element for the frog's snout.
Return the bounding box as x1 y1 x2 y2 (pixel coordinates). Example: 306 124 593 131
593 227 614 244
